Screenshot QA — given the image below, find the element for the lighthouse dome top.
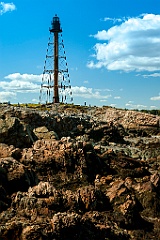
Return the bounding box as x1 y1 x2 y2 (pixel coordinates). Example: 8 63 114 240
50 14 62 33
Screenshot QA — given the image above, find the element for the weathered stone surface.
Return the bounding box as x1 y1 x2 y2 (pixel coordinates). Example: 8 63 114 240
0 157 38 194
150 171 160 189
33 126 59 140
0 117 33 148
0 185 9 213
0 104 160 239
106 179 126 202
104 108 159 133
0 143 15 158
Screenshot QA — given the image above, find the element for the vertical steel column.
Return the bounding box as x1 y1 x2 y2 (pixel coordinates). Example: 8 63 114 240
54 31 59 103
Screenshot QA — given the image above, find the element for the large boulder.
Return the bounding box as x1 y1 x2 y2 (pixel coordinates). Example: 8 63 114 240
33 126 59 140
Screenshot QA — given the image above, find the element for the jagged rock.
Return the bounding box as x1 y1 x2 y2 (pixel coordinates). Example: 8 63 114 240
132 180 155 193
136 190 160 218
110 153 150 179
150 172 160 189
51 212 81 232
0 185 10 213
123 175 160 219
119 195 137 215
0 104 160 239
20 224 48 240
0 117 34 148
19 139 105 187
114 194 147 230
33 126 59 140
28 181 57 197
50 211 113 240
104 108 160 135
0 157 38 194
76 185 111 212
106 179 127 202
0 143 15 158
11 183 110 223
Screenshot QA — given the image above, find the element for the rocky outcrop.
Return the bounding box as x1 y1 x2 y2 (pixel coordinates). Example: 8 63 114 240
0 117 33 148
33 126 59 140
0 156 38 195
0 104 160 239
104 108 159 131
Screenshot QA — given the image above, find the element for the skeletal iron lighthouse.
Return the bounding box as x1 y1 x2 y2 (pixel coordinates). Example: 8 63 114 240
40 15 73 104
50 15 61 103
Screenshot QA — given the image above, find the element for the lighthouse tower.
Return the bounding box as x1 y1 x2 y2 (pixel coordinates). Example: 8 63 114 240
40 15 73 104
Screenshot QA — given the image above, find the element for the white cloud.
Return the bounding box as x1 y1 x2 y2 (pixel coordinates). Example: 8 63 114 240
0 91 16 102
150 105 157 109
0 80 40 93
103 17 124 24
0 2 16 15
83 80 89 84
110 103 117 107
32 98 39 103
114 96 121 99
91 30 109 40
125 102 147 109
95 88 113 92
0 73 42 93
0 73 114 102
150 95 160 101
72 86 112 100
5 73 42 82
88 14 160 72
142 73 160 78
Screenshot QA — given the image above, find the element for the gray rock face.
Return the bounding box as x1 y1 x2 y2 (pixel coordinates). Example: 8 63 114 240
0 104 160 239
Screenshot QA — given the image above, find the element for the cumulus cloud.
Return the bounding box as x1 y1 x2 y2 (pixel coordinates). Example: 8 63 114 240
0 91 16 102
0 73 113 103
125 102 147 109
90 30 108 40
150 95 160 101
5 73 42 82
72 86 112 100
0 73 41 93
0 80 40 93
142 73 160 78
0 2 16 15
88 14 160 72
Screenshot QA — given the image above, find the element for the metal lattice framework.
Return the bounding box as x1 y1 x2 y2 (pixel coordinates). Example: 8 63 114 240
39 15 73 104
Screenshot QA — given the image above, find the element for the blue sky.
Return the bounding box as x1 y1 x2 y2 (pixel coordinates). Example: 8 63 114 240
0 0 160 109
